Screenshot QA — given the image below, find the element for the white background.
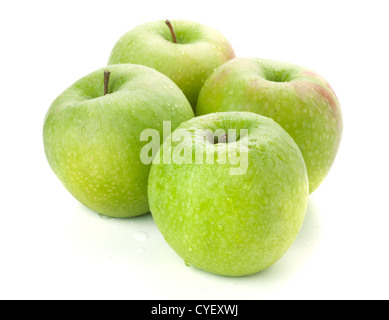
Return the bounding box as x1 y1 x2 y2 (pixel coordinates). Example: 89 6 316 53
1 0 388 300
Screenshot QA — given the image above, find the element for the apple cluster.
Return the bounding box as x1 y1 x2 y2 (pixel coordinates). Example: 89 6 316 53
43 20 343 276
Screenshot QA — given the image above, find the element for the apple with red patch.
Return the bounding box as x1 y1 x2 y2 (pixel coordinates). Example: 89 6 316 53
196 58 343 193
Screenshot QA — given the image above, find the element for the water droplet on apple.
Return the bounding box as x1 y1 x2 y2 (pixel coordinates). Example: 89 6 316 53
133 231 148 242
184 261 191 267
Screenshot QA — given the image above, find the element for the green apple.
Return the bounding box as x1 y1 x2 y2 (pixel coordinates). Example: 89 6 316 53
148 112 309 276
107 19 235 110
196 58 343 193
43 64 194 218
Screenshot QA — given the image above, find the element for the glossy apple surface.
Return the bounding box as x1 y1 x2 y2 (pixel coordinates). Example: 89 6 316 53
148 112 309 276
43 64 193 218
108 20 235 109
196 58 343 193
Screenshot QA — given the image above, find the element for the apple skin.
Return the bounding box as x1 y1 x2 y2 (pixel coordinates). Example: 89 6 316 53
148 112 309 276
43 64 194 218
196 58 343 193
107 20 235 110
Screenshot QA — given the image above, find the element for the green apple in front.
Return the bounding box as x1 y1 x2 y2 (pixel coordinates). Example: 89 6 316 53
43 64 193 218
196 58 343 193
148 112 309 276
108 20 235 110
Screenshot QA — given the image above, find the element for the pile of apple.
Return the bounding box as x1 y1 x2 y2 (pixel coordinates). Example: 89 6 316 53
43 20 343 276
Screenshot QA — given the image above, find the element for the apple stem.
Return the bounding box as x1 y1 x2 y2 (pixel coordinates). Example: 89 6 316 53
215 134 228 144
165 20 177 44
104 70 111 95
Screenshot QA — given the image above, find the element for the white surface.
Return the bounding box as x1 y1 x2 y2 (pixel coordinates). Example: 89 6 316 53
1 0 388 300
